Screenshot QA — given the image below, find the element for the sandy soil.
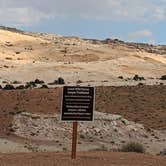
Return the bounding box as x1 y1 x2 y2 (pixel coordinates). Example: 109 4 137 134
0 151 166 166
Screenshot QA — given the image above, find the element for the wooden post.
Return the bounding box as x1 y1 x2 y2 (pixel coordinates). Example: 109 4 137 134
71 121 78 159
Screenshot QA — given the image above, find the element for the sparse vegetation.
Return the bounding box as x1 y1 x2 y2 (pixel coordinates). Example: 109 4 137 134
118 76 123 79
5 43 13 47
12 80 21 84
34 79 44 84
76 80 83 84
15 51 20 54
5 57 12 60
25 81 37 89
16 85 25 90
3 84 15 90
159 149 166 156
160 75 166 80
57 77 65 84
40 84 48 89
137 82 144 86
133 75 145 81
3 65 9 68
48 77 65 85
121 142 145 153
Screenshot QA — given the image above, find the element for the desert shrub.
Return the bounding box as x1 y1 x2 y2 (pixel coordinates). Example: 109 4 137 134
133 74 145 81
3 84 15 90
15 51 20 54
76 80 83 84
25 81 36 89
121 142 145 153
160 75 166 80
5 57 12 60
3 65 9 68
118 76 123 79
16 85 25 90
133 75 145 81
159 149 166 156
40 84 48 89
48 77 65 85
137 83 144 86
12 80 21 84
34 79 44 84
57 77 65 84
2 81 8 84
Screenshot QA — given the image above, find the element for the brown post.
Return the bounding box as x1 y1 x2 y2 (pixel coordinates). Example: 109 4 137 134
71 121 78 159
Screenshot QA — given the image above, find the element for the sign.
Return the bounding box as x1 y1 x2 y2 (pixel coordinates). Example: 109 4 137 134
61 86 95 121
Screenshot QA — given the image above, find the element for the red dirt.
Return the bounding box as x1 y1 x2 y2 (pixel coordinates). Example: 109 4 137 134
0 85 165 138
0 88 61 137
96 85 166 130
0 151 165 166
0 85 166 165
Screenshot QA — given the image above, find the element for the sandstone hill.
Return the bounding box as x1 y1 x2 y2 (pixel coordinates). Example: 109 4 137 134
0 26 166 87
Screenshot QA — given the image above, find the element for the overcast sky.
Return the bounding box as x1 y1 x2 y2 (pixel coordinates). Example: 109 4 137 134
0 0 166 44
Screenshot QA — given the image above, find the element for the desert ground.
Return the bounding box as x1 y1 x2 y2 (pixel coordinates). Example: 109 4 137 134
0 86 165 165
0 27 166 165
0 152 166 166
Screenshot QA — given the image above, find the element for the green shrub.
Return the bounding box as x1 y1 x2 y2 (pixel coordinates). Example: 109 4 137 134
121 142 145 153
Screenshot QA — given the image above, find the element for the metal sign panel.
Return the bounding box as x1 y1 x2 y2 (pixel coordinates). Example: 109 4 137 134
61 86 95 121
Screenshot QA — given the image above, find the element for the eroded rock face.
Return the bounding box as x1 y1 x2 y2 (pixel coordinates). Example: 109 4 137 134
11 111 166 154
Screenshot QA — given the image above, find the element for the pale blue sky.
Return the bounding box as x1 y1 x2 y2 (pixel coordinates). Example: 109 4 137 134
0 0 166 44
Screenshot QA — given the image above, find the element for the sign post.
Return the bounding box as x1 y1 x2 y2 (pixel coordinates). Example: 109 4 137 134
71 121 78 159
61 86 95 159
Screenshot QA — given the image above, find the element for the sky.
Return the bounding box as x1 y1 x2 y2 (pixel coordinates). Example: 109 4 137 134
0 0 166 44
